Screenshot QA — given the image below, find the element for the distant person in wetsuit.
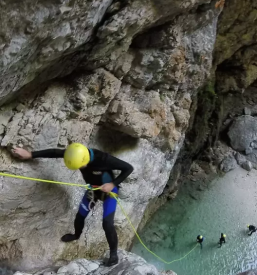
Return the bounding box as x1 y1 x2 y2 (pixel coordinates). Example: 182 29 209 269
197 235 204 249
12 143 134 267
218 233 226 247
247 225 257 236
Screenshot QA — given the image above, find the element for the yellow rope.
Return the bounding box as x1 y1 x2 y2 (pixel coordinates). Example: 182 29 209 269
111 193 198 264
0 172 198 264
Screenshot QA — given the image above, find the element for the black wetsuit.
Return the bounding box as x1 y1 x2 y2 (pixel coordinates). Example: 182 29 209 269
248 225 257 236
32 148 133 259
218 234 226 247
197 235 204 249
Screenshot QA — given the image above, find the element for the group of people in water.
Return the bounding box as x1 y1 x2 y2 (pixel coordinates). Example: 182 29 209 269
196 225 257 249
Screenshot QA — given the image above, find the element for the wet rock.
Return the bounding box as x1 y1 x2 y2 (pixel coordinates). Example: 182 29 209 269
197 185 205 192
241 161 253 172
189 193 199 200
14 250 163 275
161 272 177 275
0 267 15 275
219 155 237 172
237 269 257 275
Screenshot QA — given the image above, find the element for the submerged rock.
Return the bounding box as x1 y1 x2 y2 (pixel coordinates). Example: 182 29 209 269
237 270 257 275
161 272 177 275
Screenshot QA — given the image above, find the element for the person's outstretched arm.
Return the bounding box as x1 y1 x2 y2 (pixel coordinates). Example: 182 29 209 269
12 147 65 159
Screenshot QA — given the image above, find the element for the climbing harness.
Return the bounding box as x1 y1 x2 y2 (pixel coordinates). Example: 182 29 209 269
0 172 198 264
87 189 95 211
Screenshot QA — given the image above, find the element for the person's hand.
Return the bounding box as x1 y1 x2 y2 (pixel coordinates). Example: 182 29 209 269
11 147 32 160
101 183 115 193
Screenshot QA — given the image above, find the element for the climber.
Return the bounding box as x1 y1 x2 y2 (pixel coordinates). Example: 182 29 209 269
11 143 134 267
247 225 257 236
196 235 204 249
218 233 226 248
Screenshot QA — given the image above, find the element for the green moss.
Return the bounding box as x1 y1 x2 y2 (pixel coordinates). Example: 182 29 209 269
205 81 216 96
160 92 166 102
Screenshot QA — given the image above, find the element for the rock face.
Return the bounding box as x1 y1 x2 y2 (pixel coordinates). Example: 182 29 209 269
0 0 216 106
237 270 257 275
219 154 237 172
13 250 175 275
228 116 257 164
1 0 257 274
0 0 221 271
228 116 257 153
0 0 113 104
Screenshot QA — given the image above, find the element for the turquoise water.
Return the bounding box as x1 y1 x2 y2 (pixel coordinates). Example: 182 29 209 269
132 168 257 275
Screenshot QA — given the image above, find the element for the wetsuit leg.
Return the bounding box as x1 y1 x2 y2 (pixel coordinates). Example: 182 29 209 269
249 230 254 236
102 185 118 254
75 191 97 236
61 191 97 242
101 172 119 266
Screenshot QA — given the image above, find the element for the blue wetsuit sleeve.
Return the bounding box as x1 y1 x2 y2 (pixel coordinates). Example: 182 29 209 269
32 149 65 158
105 154 134 186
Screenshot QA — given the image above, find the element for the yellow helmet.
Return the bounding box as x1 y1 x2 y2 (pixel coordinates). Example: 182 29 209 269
199 235 203 239
64 143 90 170
223 234 226 238
247 225 250 228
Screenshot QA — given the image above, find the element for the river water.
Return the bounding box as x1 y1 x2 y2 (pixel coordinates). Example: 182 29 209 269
132 167 257 275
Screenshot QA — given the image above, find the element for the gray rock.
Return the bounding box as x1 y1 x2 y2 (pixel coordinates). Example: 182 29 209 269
250 141 257 149
245 151 257 165
13 250 168 275
215 0 257 94
228 116 257 152
161 272 177 275
0 0 113 105
246 148 253 155
0 0 216 106
0 125 5 135
0 110 14 127
0 0 221 271
237 269 257 275
241 161 253 171
244 107 251 115
235 152 247 166
57 259 99 275
219 155 237 172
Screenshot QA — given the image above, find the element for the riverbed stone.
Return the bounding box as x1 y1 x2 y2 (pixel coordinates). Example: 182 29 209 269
241 161 253 171
219 155 237 172
228 116 257 153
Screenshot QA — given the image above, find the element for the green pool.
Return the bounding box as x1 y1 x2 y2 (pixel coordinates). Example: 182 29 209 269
132 168 257 275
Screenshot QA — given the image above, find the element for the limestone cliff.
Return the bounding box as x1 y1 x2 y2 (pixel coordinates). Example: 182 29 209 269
13 250 177 275
0 0 256 273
